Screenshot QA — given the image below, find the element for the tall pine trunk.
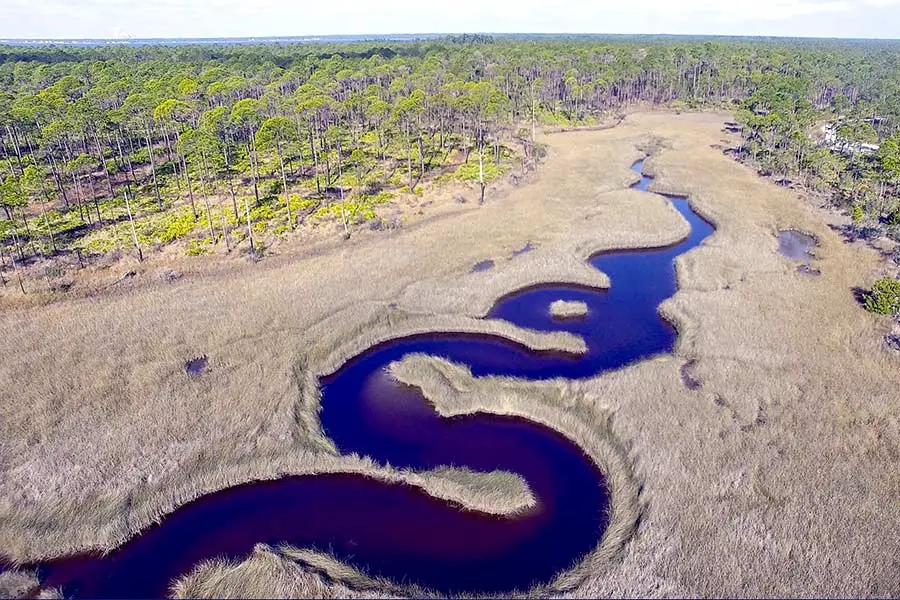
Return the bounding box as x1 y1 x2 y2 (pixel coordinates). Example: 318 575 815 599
143 121 163 210
478 132 486 205
182 155 198 219
198 152 217 243
276 140 293 228
337 140 349 238
123 186 143 262
248 132 260 206
93 132 115 198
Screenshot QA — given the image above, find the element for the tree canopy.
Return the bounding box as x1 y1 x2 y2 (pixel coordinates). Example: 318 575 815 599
0 35 899 288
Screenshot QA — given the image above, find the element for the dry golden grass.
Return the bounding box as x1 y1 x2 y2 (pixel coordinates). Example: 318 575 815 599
550 300 589 319
170 544 412 599
1 110 898 598
0 569 39 598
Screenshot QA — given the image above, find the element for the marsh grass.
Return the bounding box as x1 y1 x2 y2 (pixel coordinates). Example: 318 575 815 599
2 112 899 598
395 189 690 319
550 300 589 319
170 545 410 599
0 569 39 598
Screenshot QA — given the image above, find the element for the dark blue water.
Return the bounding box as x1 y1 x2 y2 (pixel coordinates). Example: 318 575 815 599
13 160 714 598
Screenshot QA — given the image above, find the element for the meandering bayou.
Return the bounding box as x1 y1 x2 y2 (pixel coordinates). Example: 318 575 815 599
15 161 711 598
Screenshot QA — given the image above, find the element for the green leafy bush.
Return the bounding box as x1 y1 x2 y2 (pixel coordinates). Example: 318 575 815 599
313 201 376 221
265 179 283 197
129 147 150 164
289 196 320 213
361 191 394 204
146 209 198 243
864 276 900 316
82 232 121 254
185 238 213 256
0 219 15 243
432 172 456 186
455 162 506 184
397 185 424 195
248 203 277 223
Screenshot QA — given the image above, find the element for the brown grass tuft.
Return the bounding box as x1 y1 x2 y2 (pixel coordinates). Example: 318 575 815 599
0 569 39 599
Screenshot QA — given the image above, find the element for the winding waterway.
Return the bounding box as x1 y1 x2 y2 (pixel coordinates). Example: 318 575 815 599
14 160 715 598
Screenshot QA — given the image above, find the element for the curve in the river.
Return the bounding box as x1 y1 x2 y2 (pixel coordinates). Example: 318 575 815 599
12 160 714 598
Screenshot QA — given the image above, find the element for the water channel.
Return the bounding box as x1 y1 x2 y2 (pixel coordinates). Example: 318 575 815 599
16 160 715 598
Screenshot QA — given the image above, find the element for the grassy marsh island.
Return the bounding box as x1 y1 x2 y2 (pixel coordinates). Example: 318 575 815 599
550 299 589 319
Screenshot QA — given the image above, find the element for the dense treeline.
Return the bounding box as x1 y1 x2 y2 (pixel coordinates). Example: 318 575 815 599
1 36 899 290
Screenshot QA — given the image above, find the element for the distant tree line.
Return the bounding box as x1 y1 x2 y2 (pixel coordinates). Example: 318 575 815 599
0 36 899 290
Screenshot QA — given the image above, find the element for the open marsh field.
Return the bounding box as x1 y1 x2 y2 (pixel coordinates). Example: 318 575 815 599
1 111 899 598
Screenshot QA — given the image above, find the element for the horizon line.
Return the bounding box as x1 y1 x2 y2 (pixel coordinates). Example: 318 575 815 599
2 32 900 43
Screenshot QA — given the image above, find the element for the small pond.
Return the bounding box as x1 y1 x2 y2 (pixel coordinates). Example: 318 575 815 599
777 229 820 276
184 356 208 377
471 259 496 273
511 242 534 257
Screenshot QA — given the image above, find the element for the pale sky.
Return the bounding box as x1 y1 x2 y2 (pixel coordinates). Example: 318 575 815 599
1 0 899 40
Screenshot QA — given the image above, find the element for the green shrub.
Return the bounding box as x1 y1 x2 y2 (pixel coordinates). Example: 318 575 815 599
540 110 574 127
433 172 456 186
185 238 213 256
265 179 283 196
146 209 198 243
404 185 422 195
130 147 149 164
81 224 132 254
363 191 394 204
313 200 377 222
396 185 423 195
865 276 900 316
0 219 14 242
289 196 320 213
455 162 506 184
249 203 276 223
851 204 864 224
